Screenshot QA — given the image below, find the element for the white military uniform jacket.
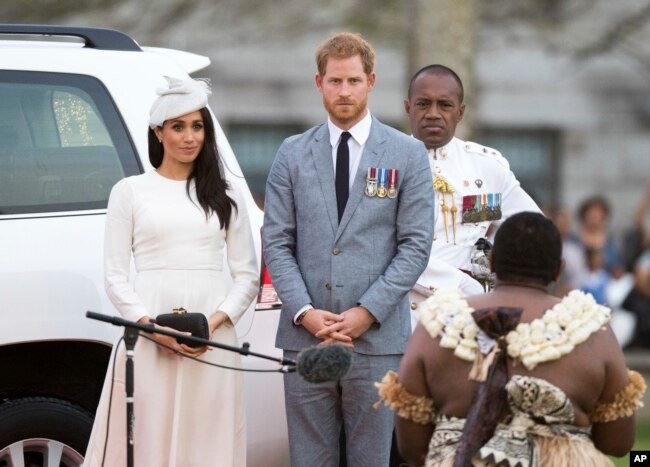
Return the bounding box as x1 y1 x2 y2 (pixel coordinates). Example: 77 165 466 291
409 137 541 329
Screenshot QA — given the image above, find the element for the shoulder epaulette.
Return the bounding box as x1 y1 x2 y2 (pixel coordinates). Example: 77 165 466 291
462 141 510 169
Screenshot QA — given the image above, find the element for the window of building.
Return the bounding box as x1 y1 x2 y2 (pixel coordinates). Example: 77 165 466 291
475 128 560 208
228 123 306 208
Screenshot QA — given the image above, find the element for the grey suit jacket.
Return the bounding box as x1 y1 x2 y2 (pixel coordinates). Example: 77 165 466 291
263 117 435 355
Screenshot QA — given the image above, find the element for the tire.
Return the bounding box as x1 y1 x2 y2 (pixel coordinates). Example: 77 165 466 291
0 397 93 467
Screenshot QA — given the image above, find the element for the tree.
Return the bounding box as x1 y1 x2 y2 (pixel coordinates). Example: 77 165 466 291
405 0 476 137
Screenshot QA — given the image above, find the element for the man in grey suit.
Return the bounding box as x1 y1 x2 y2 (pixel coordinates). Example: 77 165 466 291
263 32 435 466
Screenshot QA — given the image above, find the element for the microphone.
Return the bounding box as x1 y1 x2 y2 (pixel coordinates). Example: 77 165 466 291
295 344 353 383
86 311 296 366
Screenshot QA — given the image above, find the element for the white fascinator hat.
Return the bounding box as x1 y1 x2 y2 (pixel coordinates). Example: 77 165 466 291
148 76 212 129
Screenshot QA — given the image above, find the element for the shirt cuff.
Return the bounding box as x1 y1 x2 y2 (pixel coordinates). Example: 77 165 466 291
293 304 314 325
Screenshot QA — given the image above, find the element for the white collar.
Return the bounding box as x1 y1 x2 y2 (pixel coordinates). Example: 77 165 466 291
427 137 458 159
328 111 372 147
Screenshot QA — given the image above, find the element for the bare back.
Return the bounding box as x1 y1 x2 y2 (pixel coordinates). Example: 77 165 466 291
399 286 635 457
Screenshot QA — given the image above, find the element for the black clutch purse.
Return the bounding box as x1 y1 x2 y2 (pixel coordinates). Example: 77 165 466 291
152 308 209 348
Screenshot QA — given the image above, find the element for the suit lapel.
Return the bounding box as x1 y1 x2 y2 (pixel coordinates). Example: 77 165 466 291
312 125 339 235
335 118 386 240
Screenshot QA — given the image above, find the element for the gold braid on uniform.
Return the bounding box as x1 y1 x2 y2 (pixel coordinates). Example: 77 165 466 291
433 175 457 244
374 370 437 425
589 369 646 423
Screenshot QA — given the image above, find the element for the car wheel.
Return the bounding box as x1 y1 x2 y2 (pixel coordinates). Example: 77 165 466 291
0 397 93 467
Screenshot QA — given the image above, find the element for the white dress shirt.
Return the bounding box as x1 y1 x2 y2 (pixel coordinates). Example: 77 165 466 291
328 111 372 192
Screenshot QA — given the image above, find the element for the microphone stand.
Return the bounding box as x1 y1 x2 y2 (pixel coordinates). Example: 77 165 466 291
122 324 138 467
86 311 296 467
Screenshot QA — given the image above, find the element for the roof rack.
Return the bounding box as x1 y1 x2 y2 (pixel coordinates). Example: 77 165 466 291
0 24 142 51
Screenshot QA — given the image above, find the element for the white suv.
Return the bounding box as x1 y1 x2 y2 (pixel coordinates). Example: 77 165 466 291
0 24 287 467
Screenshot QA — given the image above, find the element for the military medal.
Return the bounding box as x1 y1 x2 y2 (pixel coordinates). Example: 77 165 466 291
462 195 474 223
462 195 482 224
486 193 495 221
486 193 502 221
387 168 398 198
474 195 481 223
377 167 388 198
494 193 502 220
365 167 378 197
479 193 489 222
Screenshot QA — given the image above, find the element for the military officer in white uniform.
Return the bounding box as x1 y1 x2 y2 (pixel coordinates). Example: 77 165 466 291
405 64 541 329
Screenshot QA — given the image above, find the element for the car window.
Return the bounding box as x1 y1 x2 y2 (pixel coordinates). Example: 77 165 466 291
0 71 141 215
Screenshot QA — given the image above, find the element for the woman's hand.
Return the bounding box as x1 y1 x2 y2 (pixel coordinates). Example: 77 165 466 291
209 311 232 336
171 312 232 358
178 312 231 357
138 312 231 358
178 341 210 358
138 316 188 356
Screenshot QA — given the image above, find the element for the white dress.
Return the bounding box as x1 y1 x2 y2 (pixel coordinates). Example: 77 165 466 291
83 170 259 467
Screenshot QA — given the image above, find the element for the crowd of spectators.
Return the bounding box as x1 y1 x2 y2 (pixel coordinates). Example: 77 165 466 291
547 183 650 348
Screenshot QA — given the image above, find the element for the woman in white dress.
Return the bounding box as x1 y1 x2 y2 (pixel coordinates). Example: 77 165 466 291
84 78 259 467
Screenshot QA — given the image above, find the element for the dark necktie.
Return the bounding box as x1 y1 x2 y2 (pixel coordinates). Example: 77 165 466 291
335 131 351 222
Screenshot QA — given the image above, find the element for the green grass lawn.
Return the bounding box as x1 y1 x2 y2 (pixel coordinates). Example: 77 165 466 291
611 420 650 467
